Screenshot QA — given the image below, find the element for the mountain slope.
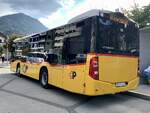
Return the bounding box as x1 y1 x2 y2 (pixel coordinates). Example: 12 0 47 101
0 13 48 36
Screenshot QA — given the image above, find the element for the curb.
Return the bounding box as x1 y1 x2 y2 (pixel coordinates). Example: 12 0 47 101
126 91 150 101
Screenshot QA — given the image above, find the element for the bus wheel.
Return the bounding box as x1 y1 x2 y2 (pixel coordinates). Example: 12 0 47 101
16 65 21 77
40 69 49 89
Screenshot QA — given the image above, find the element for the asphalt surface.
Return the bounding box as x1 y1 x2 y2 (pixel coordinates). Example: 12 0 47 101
0 68 150 113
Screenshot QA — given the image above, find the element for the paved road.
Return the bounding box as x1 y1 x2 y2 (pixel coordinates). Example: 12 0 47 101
0 68 150 113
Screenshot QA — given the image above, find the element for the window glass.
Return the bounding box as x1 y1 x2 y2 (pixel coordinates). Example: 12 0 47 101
64 37 86 64
96 16 139 56
37 53 46 59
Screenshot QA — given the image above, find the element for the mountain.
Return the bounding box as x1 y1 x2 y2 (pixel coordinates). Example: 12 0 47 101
0 13 48 36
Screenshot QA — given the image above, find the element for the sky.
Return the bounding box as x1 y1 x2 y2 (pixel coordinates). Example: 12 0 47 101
0 0 150 29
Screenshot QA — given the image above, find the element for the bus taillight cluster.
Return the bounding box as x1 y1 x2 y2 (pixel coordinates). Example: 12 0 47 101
89 56 99 80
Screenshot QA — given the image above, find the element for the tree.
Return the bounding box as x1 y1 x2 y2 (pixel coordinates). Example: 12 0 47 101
0 45 3 56
127 3 150 28
3 34 22 58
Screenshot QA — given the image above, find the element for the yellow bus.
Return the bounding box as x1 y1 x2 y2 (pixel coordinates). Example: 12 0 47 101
10 10 139 96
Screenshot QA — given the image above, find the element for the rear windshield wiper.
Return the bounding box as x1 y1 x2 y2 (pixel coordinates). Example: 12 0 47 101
102 46 114 50
130 49 137 53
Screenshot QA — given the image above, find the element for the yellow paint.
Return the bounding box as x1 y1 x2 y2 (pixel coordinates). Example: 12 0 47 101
62 64 85 93
48 65 64 87
10 54 139 96
98 55 138 83
10 60 20 72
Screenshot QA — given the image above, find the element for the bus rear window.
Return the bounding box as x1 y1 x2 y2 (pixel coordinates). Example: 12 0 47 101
96 16 139 56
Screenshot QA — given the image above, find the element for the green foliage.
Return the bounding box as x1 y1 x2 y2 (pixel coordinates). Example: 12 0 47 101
127 4 150 28
3 34 22 51
2 34 23 58
0 45 3 56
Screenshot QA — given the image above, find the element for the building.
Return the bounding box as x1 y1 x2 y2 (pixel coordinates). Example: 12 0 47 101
14 31 47 55
14 35 30 56
30 32 46 52
45 30 54 52
29 32 47 52
140 26 150 73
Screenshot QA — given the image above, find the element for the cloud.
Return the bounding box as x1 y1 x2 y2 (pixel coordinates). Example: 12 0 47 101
0 2 16 16
0 0 149 28
59 0 76 10
0 0 62 17
39 0 150 29
39 10 68 29
39 0 77 29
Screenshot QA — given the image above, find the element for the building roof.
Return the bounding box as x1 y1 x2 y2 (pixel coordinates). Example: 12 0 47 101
13 31 46 43
13 33 36 43
14 36 29 43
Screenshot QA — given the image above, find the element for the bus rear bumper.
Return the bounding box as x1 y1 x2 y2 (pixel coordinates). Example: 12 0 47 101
85 77 139 96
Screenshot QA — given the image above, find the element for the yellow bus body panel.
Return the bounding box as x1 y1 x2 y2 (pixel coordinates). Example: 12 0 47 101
62 64 85 93
84 54 139 95
47 65 64 87
10 60 20 72
85 76 139 96
10 54 139 96
99 55 138 83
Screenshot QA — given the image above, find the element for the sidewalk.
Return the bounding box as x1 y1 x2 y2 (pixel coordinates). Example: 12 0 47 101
128 85 150 101
133 85 150 95
0 62 12 74
0 62 10 68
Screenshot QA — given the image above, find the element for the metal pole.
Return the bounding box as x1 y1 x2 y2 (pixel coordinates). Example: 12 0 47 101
6 36 9 65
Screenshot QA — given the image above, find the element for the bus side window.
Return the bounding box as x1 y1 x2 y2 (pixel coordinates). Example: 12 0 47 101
47 53 58 64
27 53 34 63
63 37 86 64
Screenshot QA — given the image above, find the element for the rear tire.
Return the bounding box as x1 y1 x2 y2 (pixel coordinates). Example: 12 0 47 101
40 69 49 89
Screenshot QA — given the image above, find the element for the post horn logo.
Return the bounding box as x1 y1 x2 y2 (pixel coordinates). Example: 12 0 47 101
70 71 77 79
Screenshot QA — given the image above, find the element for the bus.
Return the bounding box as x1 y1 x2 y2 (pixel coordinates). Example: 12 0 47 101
10 10 139 96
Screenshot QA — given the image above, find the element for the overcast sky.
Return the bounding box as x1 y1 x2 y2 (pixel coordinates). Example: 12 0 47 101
0 0 149 29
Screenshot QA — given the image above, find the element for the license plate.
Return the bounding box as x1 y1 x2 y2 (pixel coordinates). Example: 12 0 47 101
116 82 126 87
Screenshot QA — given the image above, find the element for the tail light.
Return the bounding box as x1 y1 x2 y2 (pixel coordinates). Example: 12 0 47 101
89 56 99 80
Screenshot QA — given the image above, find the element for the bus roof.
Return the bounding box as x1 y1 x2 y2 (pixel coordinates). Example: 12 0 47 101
68 9 112 24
